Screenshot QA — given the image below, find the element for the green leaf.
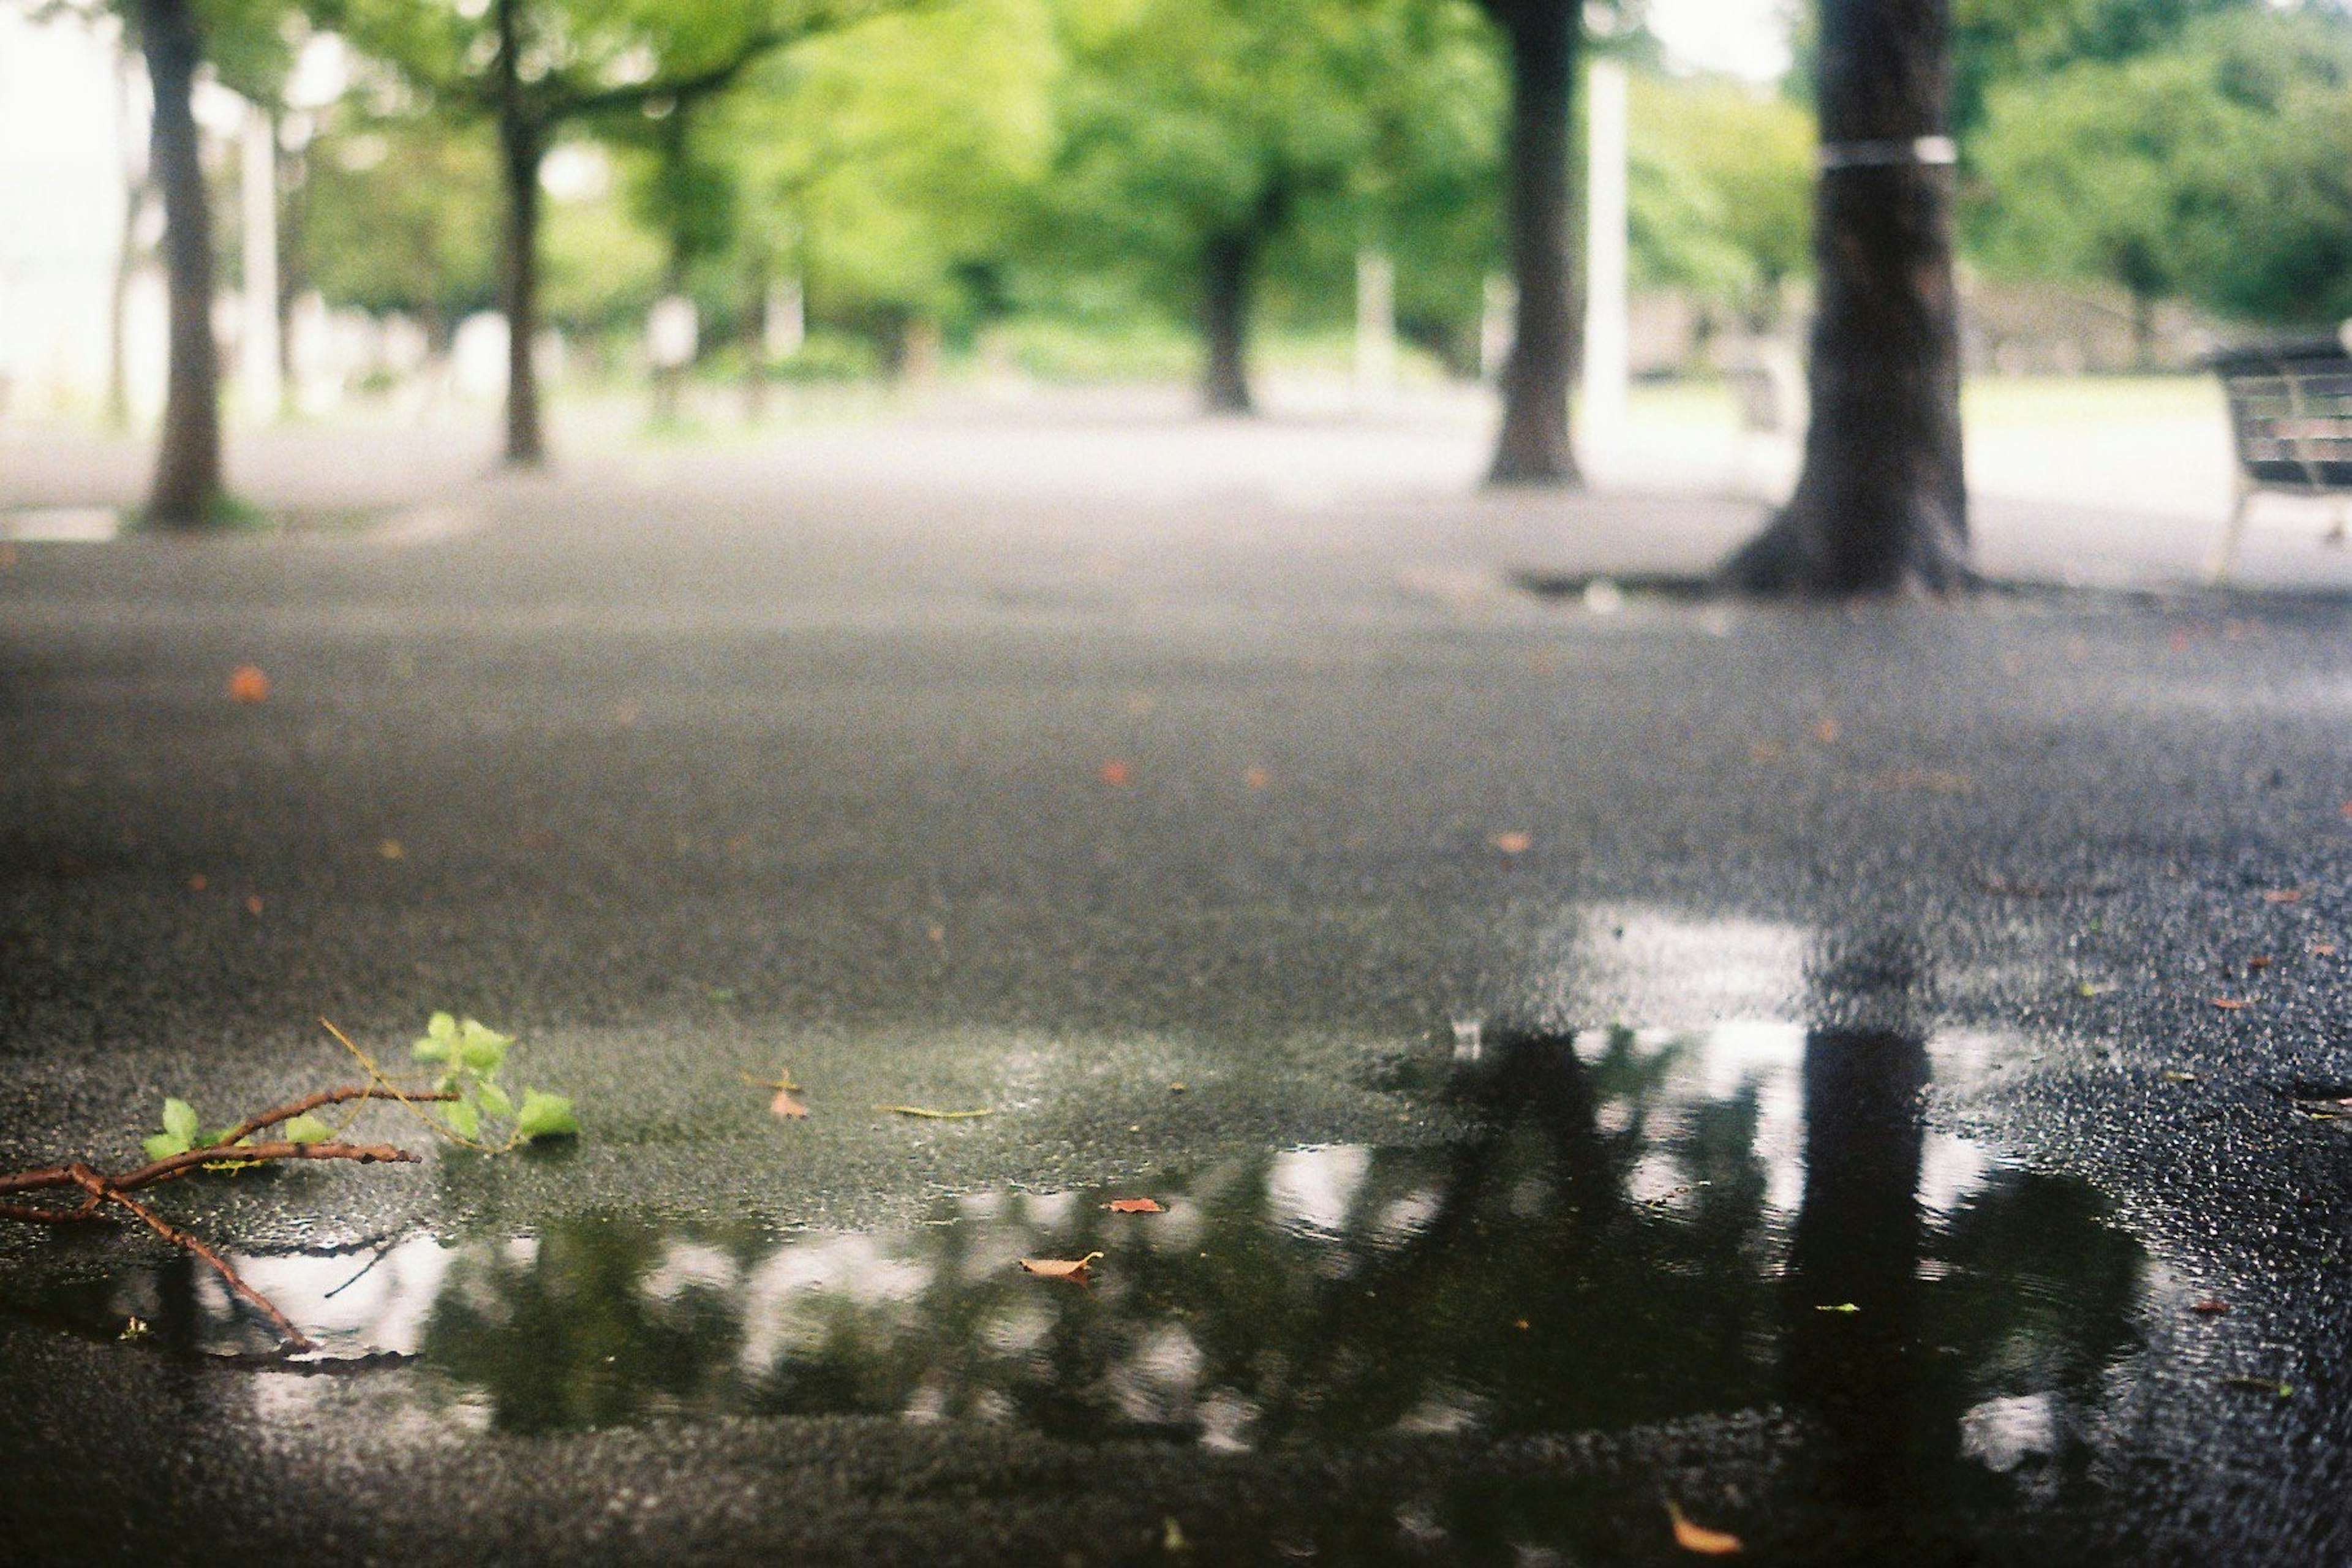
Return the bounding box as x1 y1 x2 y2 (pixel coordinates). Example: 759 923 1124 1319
414 1010 459 1060
412 1035 449 1063
515 1090 579 1142
282 1114 334 1145
162 1098 200 1144
476 1081 514 1120
456 1019 511 1076
429 1011 458 1039
143 1132 191 1163
440 1099 481 1141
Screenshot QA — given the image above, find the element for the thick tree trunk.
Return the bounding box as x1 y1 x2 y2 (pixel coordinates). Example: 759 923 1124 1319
1482 1 1580 486
1199 228 1256 415
1722 0 1967 592
138 0 224 526
494 0 546 466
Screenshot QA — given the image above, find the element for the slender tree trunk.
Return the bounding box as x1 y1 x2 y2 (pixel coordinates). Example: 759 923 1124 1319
138 0 224 526
1480 0 1580 486
742 250 770 423
652 245 688 427
106 181 145 432
494 0 546 466
1200 228 1256 415
1722 0 1967 592
2128 288 2155 372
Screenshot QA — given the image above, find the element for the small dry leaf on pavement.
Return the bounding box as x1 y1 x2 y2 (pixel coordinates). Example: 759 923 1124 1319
2192 1299 2231 1315
1019 1252 1102 1284
1098 760 1131 786
2209 997 2250 1010
1489 831 1532 855
1102 1197 1164 1214
741 1071 808 1118
1665 1499 1743 1556
226 665 270 703
2262 889 2305 904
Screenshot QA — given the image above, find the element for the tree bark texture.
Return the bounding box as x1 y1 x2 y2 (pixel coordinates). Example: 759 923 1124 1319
495 0 546 466
138 0 224 525
1480 0 1580 486
1722 0 1969 592
1199 228 1257 415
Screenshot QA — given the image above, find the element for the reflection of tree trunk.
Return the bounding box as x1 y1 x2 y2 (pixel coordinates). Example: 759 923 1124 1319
138 0 225 526
494 0 546 467
1200 228 1257 415
1722 0 1967 592
1479 0 1581 486
1786 1027 1931 1520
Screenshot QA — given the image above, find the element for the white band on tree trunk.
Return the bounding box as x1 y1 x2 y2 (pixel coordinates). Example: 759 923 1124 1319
1817 135 1958 170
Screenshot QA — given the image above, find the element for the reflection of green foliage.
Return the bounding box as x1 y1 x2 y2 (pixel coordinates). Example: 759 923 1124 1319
407 1024 2143 1546
422 1221 747 1433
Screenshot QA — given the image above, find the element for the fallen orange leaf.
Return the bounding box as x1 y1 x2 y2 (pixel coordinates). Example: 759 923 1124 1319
1243 767 1271 790
1099 761 1131 786
187 874 207 892
1019 1253 1102 1284
2192 1298 2230 1315
2311 943 2338 957
1811 717 1839 745
227 665 270 703
1102 1197 1164 1213
2210 997 2250 1010
2262 889 2305 904
244 895 264 915
1665 1499 1743 1556
1490 831 1532 855
378 839 405 861
770 1088 809 1118
2247 954 2272 971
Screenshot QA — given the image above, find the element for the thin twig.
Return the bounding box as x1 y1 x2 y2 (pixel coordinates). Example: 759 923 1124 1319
68 1166 317 1352
320 1017 514 1152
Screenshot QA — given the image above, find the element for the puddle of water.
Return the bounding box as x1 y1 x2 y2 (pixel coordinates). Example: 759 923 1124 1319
0 507 123 542
19 1022 2147 1493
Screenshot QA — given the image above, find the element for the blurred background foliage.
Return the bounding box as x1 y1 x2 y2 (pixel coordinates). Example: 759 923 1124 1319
160 0 2352 393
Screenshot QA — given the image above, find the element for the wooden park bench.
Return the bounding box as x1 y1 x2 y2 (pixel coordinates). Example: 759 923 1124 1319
2207 337 2352 582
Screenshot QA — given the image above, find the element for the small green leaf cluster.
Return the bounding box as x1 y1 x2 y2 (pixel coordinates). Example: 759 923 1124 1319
142 1098 331 1164
412 1013 579 1145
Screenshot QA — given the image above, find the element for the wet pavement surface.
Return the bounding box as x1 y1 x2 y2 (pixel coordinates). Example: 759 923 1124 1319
4 414 2352 1564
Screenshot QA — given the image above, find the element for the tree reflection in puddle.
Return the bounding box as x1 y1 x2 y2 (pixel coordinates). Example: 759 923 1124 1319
50 1020 2145 1526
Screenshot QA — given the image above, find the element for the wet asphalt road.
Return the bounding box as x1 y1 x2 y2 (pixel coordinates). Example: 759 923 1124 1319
4 413 2352 1564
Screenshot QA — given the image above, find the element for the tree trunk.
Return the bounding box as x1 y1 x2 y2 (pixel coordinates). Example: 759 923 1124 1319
1481 0 1580 486
1722 0 1967 593
106 181 145 432
1199 228 1256 415
495 0 546 467
742 251 769 423
138 0 224 526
